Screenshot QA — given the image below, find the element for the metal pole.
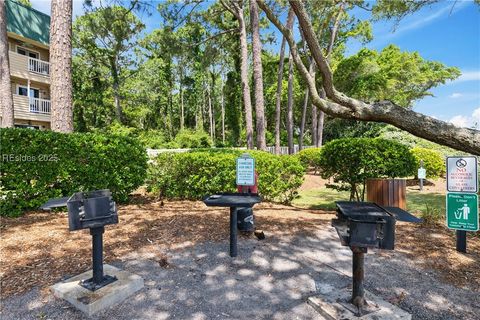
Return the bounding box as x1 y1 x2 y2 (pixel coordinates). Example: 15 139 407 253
230 207 238 257
456 230 467 253
90 227 105 284
351 247 366 309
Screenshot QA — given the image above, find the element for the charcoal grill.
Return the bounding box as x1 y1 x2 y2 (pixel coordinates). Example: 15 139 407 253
41 190 118 291
332 201 396 311
203 193 261 257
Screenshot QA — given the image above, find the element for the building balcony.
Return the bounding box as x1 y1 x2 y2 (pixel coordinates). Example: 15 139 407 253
9 51 50 84
13 94 51 122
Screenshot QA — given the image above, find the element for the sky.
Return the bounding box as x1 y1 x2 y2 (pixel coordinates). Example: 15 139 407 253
30 0 480 129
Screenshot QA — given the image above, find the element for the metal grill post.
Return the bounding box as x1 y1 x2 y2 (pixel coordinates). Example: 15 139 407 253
91 227 105 284
351 247 366 309
230 207 238 257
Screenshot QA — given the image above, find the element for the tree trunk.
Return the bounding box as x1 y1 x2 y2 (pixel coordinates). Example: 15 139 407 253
211 72 216 140
316 3 343 147
300 59 315 149
249 0 267 150
274 9 294 154
110 55 124 124
0 1 13 128
221 82 225 144
208 85 214 140
317 107 325 146
180 66 184 130
258 0 480 155
50 0 73 133
286 53 294 154
234 1 254 149
312 104 318 146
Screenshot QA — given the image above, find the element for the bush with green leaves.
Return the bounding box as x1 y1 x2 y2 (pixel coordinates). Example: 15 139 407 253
174 129 213 148
318 138 416 201
296 147 322 172
410 147 445 179
0 128 148 217
146 150 304 203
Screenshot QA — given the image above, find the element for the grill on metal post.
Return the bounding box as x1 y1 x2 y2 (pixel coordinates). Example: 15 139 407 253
203 193 261 257
41 190 119 291
331 201 396 314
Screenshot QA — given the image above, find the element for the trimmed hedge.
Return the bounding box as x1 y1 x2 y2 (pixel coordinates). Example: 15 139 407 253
0 128 148 216
318 138 416 200
411 147 445 178
146 150 305 203
296 147 322 172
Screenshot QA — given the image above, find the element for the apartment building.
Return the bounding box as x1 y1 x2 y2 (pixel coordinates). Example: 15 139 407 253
5 0 51 130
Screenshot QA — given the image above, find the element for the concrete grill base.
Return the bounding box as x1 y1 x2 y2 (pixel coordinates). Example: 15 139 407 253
51 264 144 316
307 285 411 320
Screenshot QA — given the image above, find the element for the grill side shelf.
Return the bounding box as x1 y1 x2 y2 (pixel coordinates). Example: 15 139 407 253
331 219 349 246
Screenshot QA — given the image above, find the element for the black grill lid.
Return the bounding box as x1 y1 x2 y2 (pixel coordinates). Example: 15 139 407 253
336 201 392 218
203 193 261 207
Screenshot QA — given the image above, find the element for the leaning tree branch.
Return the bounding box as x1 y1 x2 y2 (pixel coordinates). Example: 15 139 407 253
258 0 480 154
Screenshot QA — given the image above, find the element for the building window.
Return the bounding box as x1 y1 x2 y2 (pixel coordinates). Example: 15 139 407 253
14 124 40 130
16 46 39 59
17 86 40 98
18 86 28 96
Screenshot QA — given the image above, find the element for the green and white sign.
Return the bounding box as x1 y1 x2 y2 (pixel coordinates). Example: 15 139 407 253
236 154 255 186
446 193 478 231
418 168 426 179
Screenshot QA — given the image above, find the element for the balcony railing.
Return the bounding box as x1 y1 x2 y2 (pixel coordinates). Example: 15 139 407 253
29 97 51 114
28 57 50 76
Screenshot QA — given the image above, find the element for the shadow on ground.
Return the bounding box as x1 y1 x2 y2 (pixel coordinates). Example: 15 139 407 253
0 200 478 320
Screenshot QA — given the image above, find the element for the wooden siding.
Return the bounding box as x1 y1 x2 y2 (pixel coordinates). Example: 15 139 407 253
13 94 51 122
9 51 50 84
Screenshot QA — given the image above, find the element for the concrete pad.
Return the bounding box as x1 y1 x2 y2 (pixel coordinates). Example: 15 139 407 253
51 264 144 317
307 286 411 320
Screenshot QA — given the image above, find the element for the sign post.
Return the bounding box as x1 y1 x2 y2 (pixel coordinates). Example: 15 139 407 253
418 160 426 191
445 156 479 253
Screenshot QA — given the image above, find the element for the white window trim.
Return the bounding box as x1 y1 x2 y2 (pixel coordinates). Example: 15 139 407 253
16 84 40 97
16 45 40 59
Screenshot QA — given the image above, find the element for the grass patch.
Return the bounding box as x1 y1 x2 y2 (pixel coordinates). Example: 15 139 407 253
294 187 445 216
292 188 349 210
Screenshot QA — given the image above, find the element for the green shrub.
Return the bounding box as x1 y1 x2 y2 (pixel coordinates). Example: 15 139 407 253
421 204 443 225
318 138 416 201
296 147 322 172
146 150 304 203
411 147 445 178
174 129 213 148
137 130 166 149
0 128 148 217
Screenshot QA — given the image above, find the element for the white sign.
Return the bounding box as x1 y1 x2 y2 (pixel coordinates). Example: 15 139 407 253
446 156 478 193
418 168 426 180
236 154 255 186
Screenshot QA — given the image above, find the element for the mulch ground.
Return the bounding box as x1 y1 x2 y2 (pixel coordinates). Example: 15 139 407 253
0 196 478 300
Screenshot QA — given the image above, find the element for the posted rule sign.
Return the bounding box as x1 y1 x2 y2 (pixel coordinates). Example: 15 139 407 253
446 156 478 193
236 155 255 186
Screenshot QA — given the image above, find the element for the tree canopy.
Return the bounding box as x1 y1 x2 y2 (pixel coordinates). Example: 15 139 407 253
65 0 479 154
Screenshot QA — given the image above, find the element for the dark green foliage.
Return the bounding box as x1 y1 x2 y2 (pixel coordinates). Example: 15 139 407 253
146 150 305 203
334 45 460 108
174 129 213 148
0 128 148 216
318 138 416 200
411 147 446 178
322 117 385 144
296 148 322 172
